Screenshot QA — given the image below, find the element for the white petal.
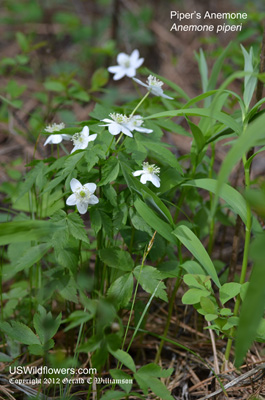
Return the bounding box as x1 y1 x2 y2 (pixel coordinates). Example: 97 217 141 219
150 174 160 188
140 173 150 184
132 78 148 88
108 122 122 135
113 69 126 80
45 134 62 144
121 126 133 137
100 118 113 123
88 195 99 205
134 127 153 133
108 66 122 73
117 52 129 65
133 170 144 177
80 139 89 149
134 57 144 68
76 201 88 214
81 125 89 137
71 146 77 154
66 194 77 206
125 67 136 78
150 86 164 96
70 178 82 192
87 133 97 142
130 49 140 63
62 134 71 141
161 92 174 100
84 183 97 193
44 135 53 146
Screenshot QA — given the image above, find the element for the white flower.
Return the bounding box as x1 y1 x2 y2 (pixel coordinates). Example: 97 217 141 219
66 178 99 214
133 162 160 188
71 126 97 153
133 75 173 99
99 113 133 137
108 49 144 80
44 122 71 145
126 115 153 134
45 122 65 133
100 113 152 137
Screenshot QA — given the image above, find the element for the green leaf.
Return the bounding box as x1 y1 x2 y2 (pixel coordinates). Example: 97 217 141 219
135 198 175 243
44 80 65 92
183 274 207 290
63 152 85 175
207 42 232 91
173 225 220 288
71 90 90 102
133 265 168 302
0 321 40 345
99 157 120 186
147 377 174 400
90 208 102 234
17 162 45 200
140 141 182 174
130 210 153 236
109 349 136 373
213 113 265 216
0 220 63 245
181 260 206 275
241 45 257 110
110 369 132 394
67 213 89 243
135 364 174 400
219 283 241 305
136 363 173 378
13 243 51 272
108 273 134 308
56 246 79 273
145 107 241 135
0 352 13 362
195 48 208 93
16 32 30 52
182 288 211 305
200 297 217 314
99 248 134 271
235 233 265 367
33 306 61 344
188 121 205 151
100 391 126 400
182 179 248 225
91 68 109 89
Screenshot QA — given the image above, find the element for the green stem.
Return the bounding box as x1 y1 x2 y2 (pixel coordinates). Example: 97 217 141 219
115 133 123 146
155 243 183 363
130 91 151 118
173 190 186 223
105 136 115 155
155 272 182 363
224 154 252 363
60 142 69 155
208 143 216 255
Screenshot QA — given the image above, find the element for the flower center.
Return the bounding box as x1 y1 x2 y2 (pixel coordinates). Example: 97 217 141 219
130 116 143 127
72 132 83 145
143 162 160 175
147 75 163 88
110 113 129 124
76 186 90 201
124 60 131 68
